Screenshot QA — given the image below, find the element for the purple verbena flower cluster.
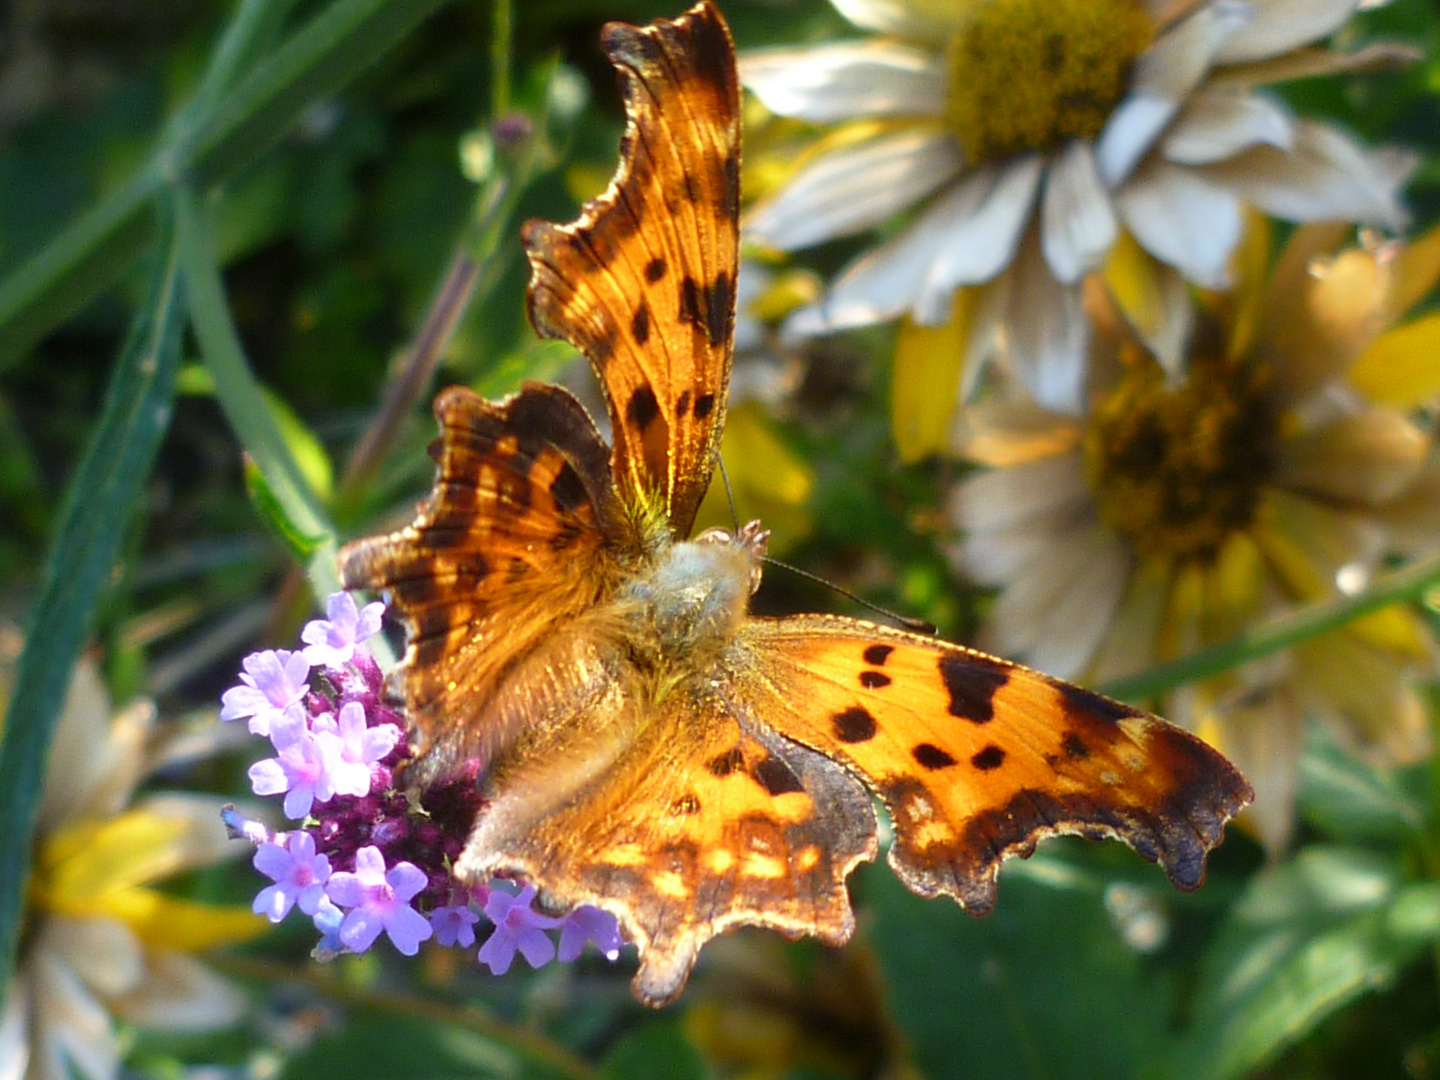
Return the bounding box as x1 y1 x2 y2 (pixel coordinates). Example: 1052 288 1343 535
221 591 623 975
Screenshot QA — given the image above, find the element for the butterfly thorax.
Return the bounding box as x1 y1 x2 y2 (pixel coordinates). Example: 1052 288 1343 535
620 520 769 671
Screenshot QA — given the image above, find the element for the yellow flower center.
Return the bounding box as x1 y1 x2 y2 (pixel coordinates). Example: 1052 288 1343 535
1082 344 1277 562
945 0 1154 165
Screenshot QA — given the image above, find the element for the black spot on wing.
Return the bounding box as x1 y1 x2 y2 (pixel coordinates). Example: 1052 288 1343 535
863 644 894 666
627 385 661 432
971 745 1006 771
704 271 733 346
645 257 667 282
913 743 957 770
631 302 651 346
939 653 1009 724
676 390 692 418
680 276 704 330
548 462 587 512
706 746 745 777
669 793 700 816
1062 732 1090 759
833 707 876 744
753 754 805 797
1060 683 1138 725
694 393 715 419
859 671 892 690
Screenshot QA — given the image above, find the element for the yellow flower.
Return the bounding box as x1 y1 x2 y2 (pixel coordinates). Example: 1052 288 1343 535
742 0 1414 412
0 631 266 1080
951 219 1440 848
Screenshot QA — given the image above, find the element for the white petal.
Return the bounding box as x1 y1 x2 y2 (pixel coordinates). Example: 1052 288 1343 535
1041 142 1118 283
1136 261 1196 376
1096 1 1253 183
828 0 958 43
917 154 1043 313
29 945 121 1080
780 166 1002 332
1275 408 1428 505
42 917 144 999
953 452 1090 534
132 793 247 873
740 41 944 123
743 129 963 250
1215 0 1360 65
0 968 30 1080
1003 234 1090 413
1200 120 1414 230
1020 524 1132 680
1117 159 1241 288
957 505 1085 585
1161 87 1295 164
111 952 247 1032
1134 1 1254 99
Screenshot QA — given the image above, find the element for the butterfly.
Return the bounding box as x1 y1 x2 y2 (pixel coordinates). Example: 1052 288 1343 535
339 1 1252 1007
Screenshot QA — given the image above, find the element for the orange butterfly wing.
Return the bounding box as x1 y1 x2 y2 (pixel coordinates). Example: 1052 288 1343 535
338 384 633 783
523 1 739 538
732 615 1254 914
458 691 877 1006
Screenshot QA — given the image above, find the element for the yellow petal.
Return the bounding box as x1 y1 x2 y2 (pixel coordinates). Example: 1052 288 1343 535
93 887 269 952
695 402 813 553
1348 313 1440 410
1223 209 1271 361
1101 231 1166 345
1262 236 1390 404
891 297 973 463
1395 218 1440 316
42 808 201 905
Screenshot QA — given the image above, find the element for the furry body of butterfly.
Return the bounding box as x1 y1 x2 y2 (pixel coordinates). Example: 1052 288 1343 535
339 1 1253 1007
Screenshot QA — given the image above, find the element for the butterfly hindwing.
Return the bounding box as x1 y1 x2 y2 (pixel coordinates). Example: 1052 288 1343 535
456 690 877 1006
731 615 1255 914
339 384 628 780
523 1 740 537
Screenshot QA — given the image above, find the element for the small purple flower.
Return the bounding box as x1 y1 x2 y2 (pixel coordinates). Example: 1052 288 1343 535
431 903 481 949
326 846 433 956
558 905 623 963
220 804 273 845
477 884 561 975
315 701 401 798
220 649 312 737
312 898 345 962
248 711 342 819
302 592 385 668
253 832 332 922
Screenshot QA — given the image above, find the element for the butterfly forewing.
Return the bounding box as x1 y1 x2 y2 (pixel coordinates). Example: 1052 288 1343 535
523 2 740 537
338 384 629 779
732 615 1254 913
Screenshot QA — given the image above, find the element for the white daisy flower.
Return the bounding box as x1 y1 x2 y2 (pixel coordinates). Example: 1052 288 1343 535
742 0 1415 411
950 220 1440 848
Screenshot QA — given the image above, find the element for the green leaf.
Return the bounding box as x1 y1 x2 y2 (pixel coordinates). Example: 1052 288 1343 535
175 184 340 600
1298 730 1430 847
1173 847 1440 1080
0 0 456 368
862 852 1170 1080
0 214 185 1005
600 1020 705 1080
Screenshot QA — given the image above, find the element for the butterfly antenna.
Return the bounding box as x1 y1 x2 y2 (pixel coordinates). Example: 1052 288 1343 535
762 556 937 635
717 455 741 531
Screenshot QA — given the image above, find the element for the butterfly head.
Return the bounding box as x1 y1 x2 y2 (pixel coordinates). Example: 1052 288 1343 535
623 519 769 664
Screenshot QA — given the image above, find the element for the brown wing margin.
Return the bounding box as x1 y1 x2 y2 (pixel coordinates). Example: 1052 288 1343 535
523 2 740 539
